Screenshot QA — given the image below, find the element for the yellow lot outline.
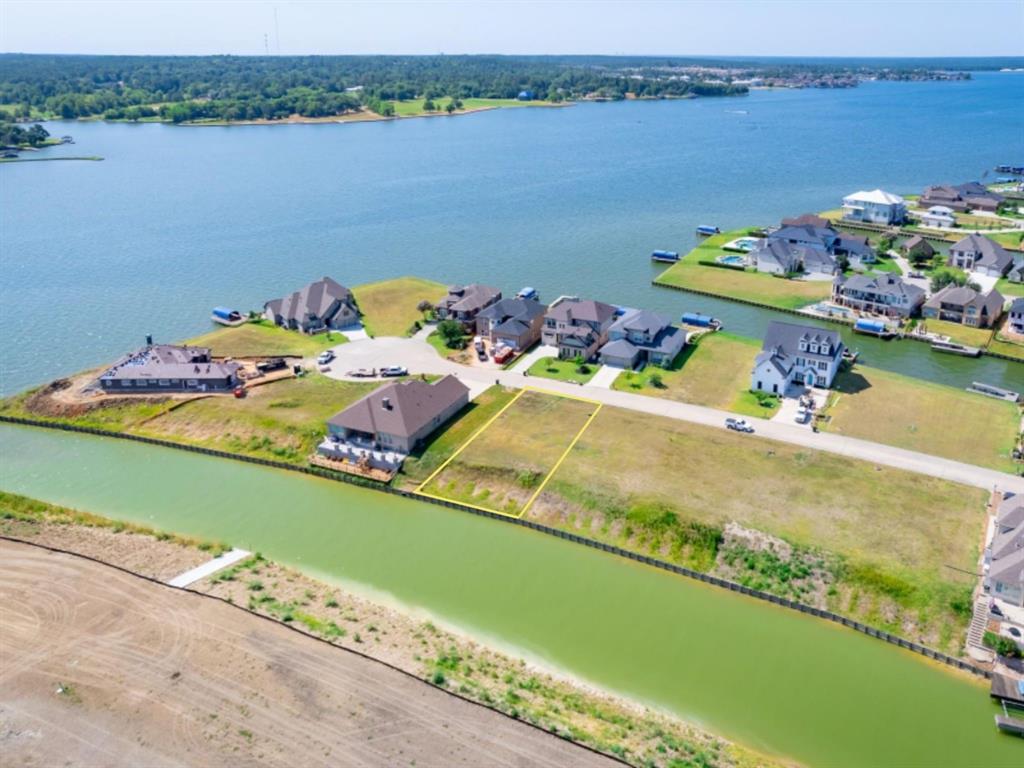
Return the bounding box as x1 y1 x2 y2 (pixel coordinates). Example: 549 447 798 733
414 386 603 519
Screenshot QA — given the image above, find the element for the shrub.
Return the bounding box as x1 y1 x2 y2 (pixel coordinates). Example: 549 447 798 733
648 372 665 389
437 319 466 349
983 631 1022 658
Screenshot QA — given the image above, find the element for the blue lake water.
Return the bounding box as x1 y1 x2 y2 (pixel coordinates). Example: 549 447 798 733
2 73 1023 394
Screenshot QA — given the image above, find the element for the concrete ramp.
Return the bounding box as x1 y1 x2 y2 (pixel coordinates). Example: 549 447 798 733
167 548 251 588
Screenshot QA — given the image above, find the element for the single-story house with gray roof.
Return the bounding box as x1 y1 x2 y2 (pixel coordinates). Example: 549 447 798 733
264 276 359 334
99 343 240 393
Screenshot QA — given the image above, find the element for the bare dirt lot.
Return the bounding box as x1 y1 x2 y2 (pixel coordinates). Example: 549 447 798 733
0 540 617 768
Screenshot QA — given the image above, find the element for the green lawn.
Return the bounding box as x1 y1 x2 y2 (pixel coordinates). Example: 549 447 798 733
987 336 1024 361
654 229 831 310
351 276 447 337
824 366 1020 472
420 390 598 514
989 231 1024 251
527 356 599 385
612 333 777 418
387 97 556 116
917 318 995 348
185 320 342 358
995 278 1024 299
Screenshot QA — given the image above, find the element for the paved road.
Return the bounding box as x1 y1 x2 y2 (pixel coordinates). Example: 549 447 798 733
323 337 1024 494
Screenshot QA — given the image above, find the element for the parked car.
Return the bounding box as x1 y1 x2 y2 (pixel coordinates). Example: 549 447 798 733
317 350 335 365
346 367 376 378
477 347 488 362
725 418 754 433
1009 627 1022 639
380 365 408 377
795 408 810 424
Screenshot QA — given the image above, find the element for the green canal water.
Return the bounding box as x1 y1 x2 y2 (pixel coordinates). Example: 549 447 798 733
1 425 1018 767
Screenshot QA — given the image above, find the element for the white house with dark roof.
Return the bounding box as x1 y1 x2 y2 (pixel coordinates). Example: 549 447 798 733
751 321 844 394
919 205 957 229
947 233 1015 278
264 276 359 334
597 309 685 369
318 375 469 470
1008 298 1024 335
986 493 1024 607
753 239 837 277
841 189 907 225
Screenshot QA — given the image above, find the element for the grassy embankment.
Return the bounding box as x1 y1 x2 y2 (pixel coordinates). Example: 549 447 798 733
526 356 599 385
653 229 832 310
823 367 1021 473
612 332 777 418
917 318 995 348
351 276 447 337
419 391 598 515
399 385 989 651
185 319 342 357
387 97 558 117
0 492 773 768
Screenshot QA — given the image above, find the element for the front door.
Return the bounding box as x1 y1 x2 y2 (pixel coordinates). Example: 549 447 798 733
804 370 815 387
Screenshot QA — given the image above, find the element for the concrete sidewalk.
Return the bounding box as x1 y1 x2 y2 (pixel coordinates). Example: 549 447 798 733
586 365 622 389
167 548 251 588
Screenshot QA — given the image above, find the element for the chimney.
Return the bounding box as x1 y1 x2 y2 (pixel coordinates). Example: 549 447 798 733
382 397 392 410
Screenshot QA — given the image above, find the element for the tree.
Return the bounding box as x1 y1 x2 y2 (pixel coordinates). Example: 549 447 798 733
422 98 437 112
416 299 435 319
648 372 665 388
437 319 465 349
930 267 975 293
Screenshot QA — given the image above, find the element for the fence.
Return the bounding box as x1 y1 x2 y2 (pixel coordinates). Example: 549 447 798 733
0 414 989 679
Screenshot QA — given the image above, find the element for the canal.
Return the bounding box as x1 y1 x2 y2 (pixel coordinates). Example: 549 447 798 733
1 425 1018 767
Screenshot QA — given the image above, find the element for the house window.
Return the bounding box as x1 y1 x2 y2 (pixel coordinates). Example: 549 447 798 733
772 383 778 394
159 379 170 386
757 380 762 390
799 341 807 351
121 380 132 387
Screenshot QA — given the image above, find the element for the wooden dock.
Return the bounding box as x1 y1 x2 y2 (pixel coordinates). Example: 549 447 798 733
990 673 1024 706
996 714 1024 736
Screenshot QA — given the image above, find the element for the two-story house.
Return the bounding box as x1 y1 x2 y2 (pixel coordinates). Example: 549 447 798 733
597 309 685 369
474 297 546 351
832 273 926 318
750 321 845 394
541 298 617 361
920 182 1004 213
985 492 1024 608
264 276 360 334
922 285 1005 329
841 189 907 225
1008 297 1024 335
436 284 502 327
947 233 1015 278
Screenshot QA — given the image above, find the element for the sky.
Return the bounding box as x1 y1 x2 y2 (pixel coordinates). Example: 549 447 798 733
1 0 1022 58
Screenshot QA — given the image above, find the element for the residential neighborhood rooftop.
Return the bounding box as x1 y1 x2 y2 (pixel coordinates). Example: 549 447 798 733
327 375 469 441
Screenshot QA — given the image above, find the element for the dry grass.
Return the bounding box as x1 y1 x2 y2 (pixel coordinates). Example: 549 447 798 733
536 405 986 579
352 276 447 337
421 390 598 514
824 366 1020 472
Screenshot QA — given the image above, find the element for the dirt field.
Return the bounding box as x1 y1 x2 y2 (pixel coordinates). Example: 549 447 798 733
0 539 618 768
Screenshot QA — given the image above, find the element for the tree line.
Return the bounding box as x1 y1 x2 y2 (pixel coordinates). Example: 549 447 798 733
0 54 749 123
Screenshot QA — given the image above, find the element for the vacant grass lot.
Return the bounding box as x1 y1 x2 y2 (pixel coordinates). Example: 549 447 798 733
612 333 774 418
526 356 599 385
917 318 994 348
399 386 518 487
528 404 986 648
654 230 831 310
995 277 1024 299
185 320 342 358
987 336 1024 361
824 366 1020 472
136 374 376 464
420 390 598 514
352 276 447 337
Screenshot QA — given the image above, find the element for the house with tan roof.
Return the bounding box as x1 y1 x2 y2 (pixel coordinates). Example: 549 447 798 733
318 376 469 471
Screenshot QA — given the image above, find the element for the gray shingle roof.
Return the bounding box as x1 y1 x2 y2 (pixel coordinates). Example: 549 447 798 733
756 321 843 374
438 284 502 314
100 344 239 382
599 338 639 358
476 297 546 323
999 494 1024 530
835 273 926 302
265 276 355 326
327 375 468 440
615 309 671 336
546 298 617 325
951 234 1014 273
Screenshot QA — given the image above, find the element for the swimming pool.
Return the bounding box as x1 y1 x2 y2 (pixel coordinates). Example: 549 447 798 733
722 237 759 253
717 254 748 266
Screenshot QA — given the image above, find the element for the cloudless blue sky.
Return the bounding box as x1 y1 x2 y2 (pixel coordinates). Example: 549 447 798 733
2 0 1022 57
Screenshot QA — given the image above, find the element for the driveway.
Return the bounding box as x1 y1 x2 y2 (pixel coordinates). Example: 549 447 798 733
586 365 622 389
969 271 999 293
321 336 1024 494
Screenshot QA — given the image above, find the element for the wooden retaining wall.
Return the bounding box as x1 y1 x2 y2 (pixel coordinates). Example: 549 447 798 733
0 414 989 679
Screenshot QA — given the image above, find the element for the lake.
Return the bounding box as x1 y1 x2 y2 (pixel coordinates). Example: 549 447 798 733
1 424 1019 768
2 73 1023 395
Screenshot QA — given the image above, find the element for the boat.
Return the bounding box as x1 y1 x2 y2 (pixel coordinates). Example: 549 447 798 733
931 340 981 357
696 225 720 236
966 381 1021 403
681 312 722 330
211 306 245 326
853 318 895 338
995 165 1024 175
841 348 859 364
651 250 680 263
516 286 539 301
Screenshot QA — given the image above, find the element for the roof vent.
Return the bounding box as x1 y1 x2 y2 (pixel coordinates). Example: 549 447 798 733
382 397 392 410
